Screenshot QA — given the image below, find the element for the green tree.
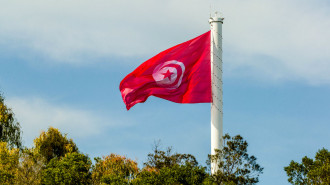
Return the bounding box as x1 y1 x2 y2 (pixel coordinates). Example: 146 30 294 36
135 163 207 185
284 148 330 185
144 146 199 169
133 146 207 185
92 153 139 185
0 94 22 149
0 142 19 185
42 152 92 185
206 134 263 185
34 127 78 162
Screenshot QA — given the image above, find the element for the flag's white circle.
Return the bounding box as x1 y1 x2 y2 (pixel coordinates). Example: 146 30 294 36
152 60 185 89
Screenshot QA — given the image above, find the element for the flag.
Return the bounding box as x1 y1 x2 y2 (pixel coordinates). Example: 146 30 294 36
120 31 211 110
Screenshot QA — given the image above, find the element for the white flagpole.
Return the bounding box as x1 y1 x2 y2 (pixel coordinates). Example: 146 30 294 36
209 12 224 174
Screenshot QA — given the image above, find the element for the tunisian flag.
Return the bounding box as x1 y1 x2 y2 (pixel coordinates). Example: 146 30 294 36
120 31 211 110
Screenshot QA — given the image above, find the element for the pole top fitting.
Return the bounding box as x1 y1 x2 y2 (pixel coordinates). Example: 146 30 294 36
209 11 224 23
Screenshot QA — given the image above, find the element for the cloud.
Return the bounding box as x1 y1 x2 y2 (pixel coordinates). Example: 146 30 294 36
1 0 330 84
0 0 210 63
221 0 330 84
6 97 125 147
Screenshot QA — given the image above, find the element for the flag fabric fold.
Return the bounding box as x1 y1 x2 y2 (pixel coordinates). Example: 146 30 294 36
120 31 211 110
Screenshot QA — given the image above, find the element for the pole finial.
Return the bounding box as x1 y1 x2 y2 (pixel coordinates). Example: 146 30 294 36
209 11 224 24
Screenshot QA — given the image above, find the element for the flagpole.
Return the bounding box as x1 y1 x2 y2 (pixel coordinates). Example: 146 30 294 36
209 12 224 174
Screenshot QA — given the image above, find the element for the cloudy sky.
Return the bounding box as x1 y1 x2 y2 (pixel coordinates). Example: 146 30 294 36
1 0 330 184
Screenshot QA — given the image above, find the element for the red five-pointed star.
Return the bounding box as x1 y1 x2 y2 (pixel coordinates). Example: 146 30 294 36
162 70 173 81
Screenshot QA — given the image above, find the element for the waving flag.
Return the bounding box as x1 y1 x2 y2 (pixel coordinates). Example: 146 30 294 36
120 31 211 110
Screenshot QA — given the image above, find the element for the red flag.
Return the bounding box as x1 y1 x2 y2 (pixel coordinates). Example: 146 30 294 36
120 31 211 110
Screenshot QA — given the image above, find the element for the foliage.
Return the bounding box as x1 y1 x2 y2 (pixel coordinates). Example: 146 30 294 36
133 146 208 185
134 163 207 185
92 153 139 185
16 148 45 185
144 146 199 169
0 94 22 149
284 148 330 185
42 152 92 185
34 127 78 162
0 142 19 185
206 134 263 185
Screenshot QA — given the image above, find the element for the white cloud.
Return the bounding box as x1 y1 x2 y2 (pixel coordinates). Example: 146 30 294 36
1 0 330 84
221 0 330 84
0 0 210 63
6 97 125 147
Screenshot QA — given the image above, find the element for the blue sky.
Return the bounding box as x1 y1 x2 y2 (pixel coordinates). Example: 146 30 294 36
1 0 330 184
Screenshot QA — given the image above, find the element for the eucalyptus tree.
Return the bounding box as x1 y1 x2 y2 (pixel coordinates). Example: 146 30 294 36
0 94 22 149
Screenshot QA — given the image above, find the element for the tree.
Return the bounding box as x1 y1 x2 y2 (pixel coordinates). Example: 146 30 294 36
16 148 45 185
144 145 199 169
0 142 19 185
42 152 92 185
284 148 330 185
33 127 78 162
0 94 22 149
133 146 208 185
92 153 139 185
206 134 263 185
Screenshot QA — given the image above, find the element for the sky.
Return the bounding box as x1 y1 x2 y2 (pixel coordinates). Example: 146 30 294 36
1 0 330 184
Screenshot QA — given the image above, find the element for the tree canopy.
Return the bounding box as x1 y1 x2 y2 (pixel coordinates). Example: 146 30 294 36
0 94 22 149
33 127 78 162
16 148 45 185
92 153 139 184
42 152 92 185
206 134 264 185
0 142 19 185
284 148 330 185
134 145 208 185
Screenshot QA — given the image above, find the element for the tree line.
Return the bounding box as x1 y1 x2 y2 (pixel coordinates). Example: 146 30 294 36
1 93 329 184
